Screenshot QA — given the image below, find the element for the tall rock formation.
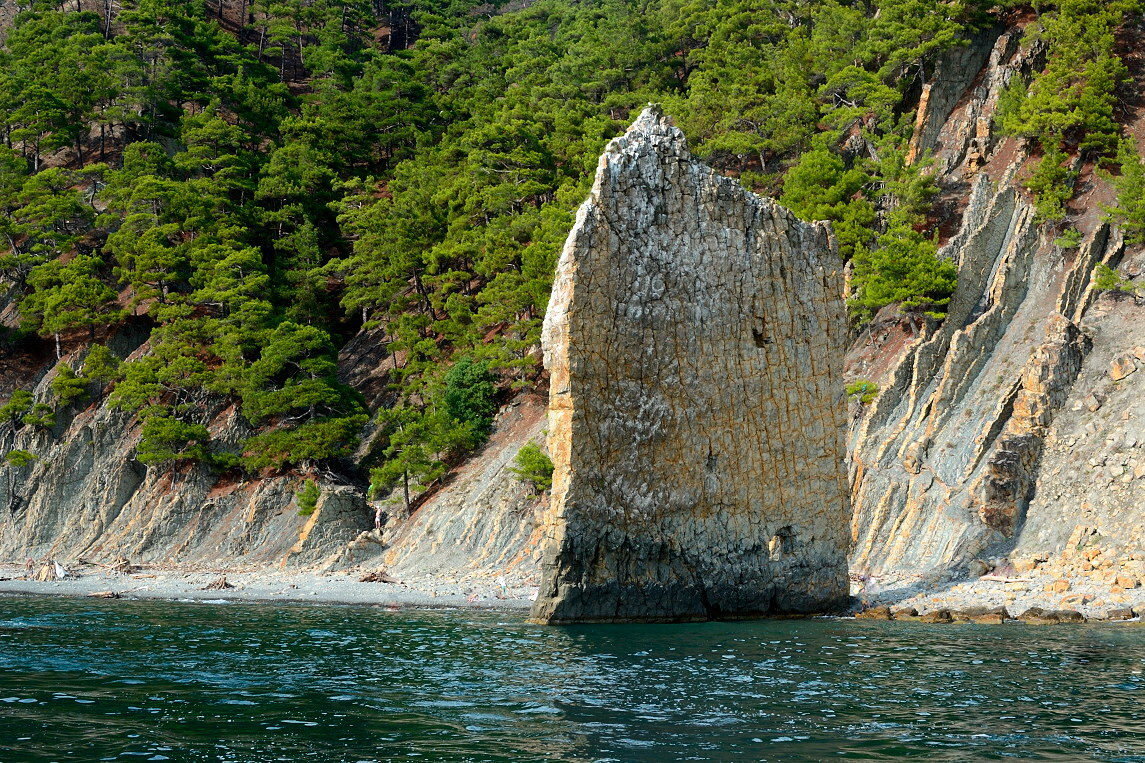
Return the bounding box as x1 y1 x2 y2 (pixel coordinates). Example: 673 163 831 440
530 106 851 624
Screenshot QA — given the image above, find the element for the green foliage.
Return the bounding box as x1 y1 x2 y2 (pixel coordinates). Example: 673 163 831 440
242 415 367 470
21 403 55 430
1104 140 1145 245
510 442 554 493
1053 228 1083 248
845 379 879 404
0 391 34 426
850 226 958 319
135 415 210 466
996 0 1134 156
442 358 498 437
296 479 320 516
83 344 122 395
4 449 36 469
1023 145 1077 223
368 406 478 507
50 364 90 407
19 253 123 344
1093 263 1140 295
780 148 876 260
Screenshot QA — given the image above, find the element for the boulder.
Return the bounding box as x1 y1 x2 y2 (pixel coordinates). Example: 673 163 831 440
1110 354 1138 381
856 605 893 620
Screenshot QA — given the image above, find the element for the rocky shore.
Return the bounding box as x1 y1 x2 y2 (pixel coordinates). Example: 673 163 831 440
0 561 537 610
3 556 1143 625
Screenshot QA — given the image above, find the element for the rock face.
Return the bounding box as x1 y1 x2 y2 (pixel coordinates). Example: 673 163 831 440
847 20 1145 586
531 106 851 624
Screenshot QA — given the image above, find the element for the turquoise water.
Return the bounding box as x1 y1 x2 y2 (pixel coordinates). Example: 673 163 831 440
0 597 1143 761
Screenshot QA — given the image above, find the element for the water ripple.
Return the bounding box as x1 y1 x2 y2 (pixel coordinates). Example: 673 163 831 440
0 598 1144 761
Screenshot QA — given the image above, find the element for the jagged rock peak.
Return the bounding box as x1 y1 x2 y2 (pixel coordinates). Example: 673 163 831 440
531 106 851 624
605 103 686 149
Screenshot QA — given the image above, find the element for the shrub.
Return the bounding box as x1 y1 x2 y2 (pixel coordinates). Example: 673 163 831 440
21 403 55 430
51 364 89 407
4 449 36 469
849 225 958 320
296 479 320 516
1093 263 1139 295
1053 228 1082 248
443 357 498 436
83 344 121 396
0 390 33 426
135 416 211 465
1024 145 1077 223
780 148 876 260
510 442 554 493
241 415 367 470
1103 140 1145 244
846 380 879 404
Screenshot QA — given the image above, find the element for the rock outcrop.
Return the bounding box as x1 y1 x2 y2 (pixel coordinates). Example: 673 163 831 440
530 106 851 624
847 19 1143 588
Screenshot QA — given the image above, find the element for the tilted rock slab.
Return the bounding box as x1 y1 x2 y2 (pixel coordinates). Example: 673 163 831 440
530 106 850 624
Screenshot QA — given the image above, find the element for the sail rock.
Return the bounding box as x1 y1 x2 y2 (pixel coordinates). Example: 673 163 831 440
531 106 851 624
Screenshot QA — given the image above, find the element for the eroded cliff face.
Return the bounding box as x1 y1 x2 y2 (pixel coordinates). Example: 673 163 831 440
1 25 1143 601
847 25 1145 586
531 106 850 623
0 336 543 580
0 355 375 571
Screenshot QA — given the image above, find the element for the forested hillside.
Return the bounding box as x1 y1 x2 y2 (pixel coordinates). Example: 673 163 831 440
1 0 1141 502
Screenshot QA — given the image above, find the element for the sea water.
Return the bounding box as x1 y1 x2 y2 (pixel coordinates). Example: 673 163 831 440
0 596 1143 761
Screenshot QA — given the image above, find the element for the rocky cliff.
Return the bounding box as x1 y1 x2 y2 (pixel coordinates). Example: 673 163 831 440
1 22 1143 607
531 107 850 623
847 25 1145 591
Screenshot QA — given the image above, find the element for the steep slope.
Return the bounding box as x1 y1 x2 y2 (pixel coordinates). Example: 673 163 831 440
847 26 1144 585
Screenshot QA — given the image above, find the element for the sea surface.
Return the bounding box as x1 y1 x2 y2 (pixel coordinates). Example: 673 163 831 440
0 597 1143 761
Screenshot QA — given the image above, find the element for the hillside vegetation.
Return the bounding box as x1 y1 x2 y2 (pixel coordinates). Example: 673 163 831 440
0 0 1140 498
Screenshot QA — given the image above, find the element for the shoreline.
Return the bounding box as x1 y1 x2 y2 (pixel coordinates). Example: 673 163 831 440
1 562 1142 624
0 563 536 611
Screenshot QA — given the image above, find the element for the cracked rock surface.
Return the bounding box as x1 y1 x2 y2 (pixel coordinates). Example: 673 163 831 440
530 106 850 624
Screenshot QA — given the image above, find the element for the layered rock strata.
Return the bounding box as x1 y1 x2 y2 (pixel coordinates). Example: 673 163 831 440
848 19 1141 583
531 106 851 624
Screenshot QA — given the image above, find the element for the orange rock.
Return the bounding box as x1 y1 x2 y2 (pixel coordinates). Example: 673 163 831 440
1114 575 1139 590
1111 354 1138 381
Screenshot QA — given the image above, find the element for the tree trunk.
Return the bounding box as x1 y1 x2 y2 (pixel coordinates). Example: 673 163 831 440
55 333 61 360
402 470 411 514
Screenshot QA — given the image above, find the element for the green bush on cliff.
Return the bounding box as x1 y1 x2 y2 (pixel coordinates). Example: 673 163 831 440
779 148 876 261
1093 263 1140 295
849 226 958 320
82 344 121 397
21 403 55 430
845 380 880 405
511 442 554 493
1103 140 1145 245
50 364 89 407
1023 145 1077 223
996 0 1133 155
443 358 498 439
135 416 211 466
0 391 33 427
296 479 320 516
